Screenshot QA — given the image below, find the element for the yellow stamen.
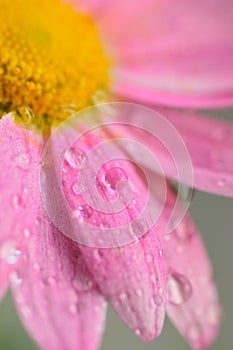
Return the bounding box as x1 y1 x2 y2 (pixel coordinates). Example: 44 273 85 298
0 0 109 129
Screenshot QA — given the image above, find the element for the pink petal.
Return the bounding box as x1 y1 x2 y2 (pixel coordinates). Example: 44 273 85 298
118 107 233 197
42 122 167 341
91 0 233 108
80 234 166 342
155 109 233 197
0 114 41 301
156 186 220 349
12 207 107 350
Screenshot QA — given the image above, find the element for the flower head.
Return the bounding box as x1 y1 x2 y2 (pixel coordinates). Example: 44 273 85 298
0 1 233 350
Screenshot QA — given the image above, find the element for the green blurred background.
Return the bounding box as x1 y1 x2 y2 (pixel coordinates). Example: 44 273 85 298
1 112 233 349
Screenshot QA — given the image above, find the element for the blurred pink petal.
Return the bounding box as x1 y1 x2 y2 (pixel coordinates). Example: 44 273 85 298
89 0 233 107
157 185 220 349
120 107 233 197
49 126 167 341
12 206 107 350
0 115 41 301
159 109 233 196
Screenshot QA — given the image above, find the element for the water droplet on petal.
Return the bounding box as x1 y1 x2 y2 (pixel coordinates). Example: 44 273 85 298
119 292 128 301
23 229 31 238
217 178 226 188
72 182 81 195
14 153 30 169
104 167 128 190
130 220 146 239
167 272 192 305
33 263 41 272
69 303 77 315
65 147 86 168
134 328 141 337
93 249 104 262
99 221 111 229
150 274 158 284
186 325 201 342
199 275 208 286
10 271 23 285
73 270 93 292
12 195 23 209
136 288 144 297
21 305 32 318
206 304 221 325
175 221 194 242
47 276 56 286
176 245 184 254
74 204 93 220
0 239 21 264
150 294 163 308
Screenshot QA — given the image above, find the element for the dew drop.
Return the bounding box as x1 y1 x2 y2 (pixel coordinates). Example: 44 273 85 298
23 229 31 238
47 276 56 286
72 182 81 195
150 274 158 284
93 249 103 261
65 147 86 168
186 325 201 342
130 220 146 239
175 221 194 242
73 270 93 292
134 328 141 336
206 304 221 325
167 272 192 305
10 271 23 285
33 263 41 272
21 305 32 318
199 275 208 286
176 245 184 254
217 178 226 188
136 288 144 297
14 153 29 169
0 239 21 264
99 221 111 229
104 167 128 190
119 292 128 301
74 204 93 220
150 294 163 308
12 195 22 209
62 163 69 174
69 303 77 315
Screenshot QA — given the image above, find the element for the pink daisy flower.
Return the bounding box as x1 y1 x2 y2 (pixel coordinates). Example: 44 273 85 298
0 1 233 350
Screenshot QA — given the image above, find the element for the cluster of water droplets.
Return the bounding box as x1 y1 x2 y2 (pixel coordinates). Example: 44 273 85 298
0 239 22 265
167 272 192 305
59 139 151 247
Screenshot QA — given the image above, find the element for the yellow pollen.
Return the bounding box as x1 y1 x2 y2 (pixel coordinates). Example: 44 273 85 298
0 0 109 129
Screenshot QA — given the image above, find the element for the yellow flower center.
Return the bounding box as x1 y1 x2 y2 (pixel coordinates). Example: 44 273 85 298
0 0 109 129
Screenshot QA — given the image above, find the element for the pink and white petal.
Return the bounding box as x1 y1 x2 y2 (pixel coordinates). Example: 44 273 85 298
45 124 167 341
0 114 42 301
91 0 233 108
155 186 220 349
119 107 233 198
12 207 107 350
